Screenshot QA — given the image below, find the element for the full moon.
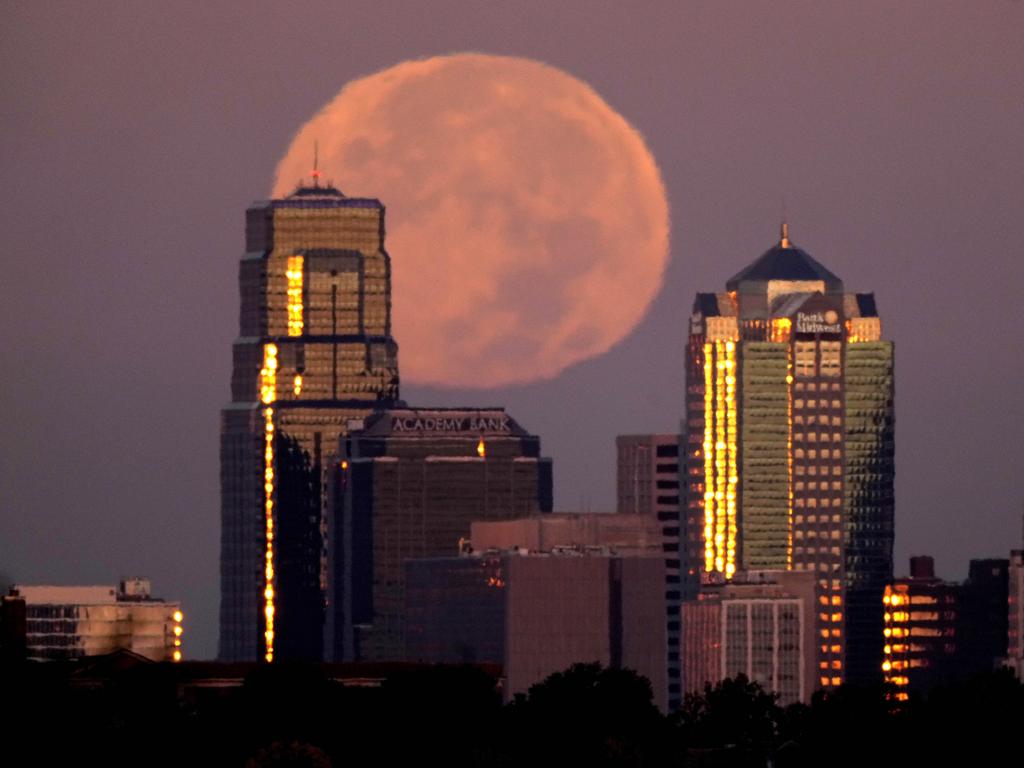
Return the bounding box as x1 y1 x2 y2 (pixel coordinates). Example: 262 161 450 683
274 54 669 388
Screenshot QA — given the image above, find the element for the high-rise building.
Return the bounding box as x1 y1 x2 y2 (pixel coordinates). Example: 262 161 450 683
328 407 552 662
2 578 183 662
682 224 895 688
616 434 683 706
219 181 400 662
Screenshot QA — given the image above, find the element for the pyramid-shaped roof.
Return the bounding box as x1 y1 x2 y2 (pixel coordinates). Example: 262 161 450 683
726 225 843 293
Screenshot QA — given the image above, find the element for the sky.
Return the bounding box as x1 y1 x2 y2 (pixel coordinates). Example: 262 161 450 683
2 2 1022 659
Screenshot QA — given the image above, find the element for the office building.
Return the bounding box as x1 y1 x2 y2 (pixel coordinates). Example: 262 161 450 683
882 556 959 697
883 556 1009 696
682 570 816 704
329 407 552 662
219 180 400 662
2 578 183 662
405 547 668 710
958 558 1009 672
616 434 683 706
682 224 895 687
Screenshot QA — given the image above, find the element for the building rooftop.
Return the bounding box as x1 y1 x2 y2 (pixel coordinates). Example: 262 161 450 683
726 224 844 293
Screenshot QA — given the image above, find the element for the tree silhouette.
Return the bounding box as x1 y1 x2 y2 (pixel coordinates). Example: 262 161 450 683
674 674 783 760
504 662 671 766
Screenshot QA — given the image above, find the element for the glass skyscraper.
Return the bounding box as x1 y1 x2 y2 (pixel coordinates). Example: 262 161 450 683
219 182 400 662
682 224 894 687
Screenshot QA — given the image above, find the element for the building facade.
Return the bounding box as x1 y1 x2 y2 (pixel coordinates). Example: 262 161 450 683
682 570 816 705
3 579 183 662
682 224 895 688
881 556 959 697
405 548 668 710
470 513 664 557
1008 549 1024 675
616 434 683 706
219 182 401 662
329 408 552 663
882 556 1010 696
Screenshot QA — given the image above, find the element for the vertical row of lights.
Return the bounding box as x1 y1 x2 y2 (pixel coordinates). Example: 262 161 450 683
171 609 183 662
287 255 304 395
714 342 727 574
260 343 278 663
702 343 715 573
882 586 910 700
723 341 737 577
786 347 794 568
702 341 737 577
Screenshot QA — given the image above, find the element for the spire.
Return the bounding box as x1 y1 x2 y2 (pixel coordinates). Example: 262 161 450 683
779 221 791 249
311 141 321 188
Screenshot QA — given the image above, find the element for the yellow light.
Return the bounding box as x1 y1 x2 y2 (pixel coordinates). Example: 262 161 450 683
286 255 304 337
174 638 181 647
703 342 715 572
173 625 183 637
172 610 183 623
341 460 349 470
173 650 182 662
260 343 277 663
293 374 302 396
477 437 486 458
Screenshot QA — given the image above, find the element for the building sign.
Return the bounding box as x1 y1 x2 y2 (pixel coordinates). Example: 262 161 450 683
795 310 842 335
391 414 512 434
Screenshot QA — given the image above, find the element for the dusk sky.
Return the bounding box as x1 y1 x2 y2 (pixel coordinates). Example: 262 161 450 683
3 2 1022 659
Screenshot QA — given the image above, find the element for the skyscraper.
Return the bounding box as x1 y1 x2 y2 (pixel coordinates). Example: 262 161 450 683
616 434 682 706
328 407 552 662
682 224 894 687
220 181 400 662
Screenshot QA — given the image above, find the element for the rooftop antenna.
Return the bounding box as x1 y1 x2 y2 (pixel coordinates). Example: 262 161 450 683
311 141 321 188
780 198 791 248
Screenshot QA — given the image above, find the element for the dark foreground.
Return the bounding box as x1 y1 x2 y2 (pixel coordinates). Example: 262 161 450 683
3 658 1021 766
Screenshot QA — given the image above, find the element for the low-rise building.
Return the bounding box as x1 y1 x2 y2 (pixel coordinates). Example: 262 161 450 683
2 577 183 662
682 570 817 705
405 546 668 710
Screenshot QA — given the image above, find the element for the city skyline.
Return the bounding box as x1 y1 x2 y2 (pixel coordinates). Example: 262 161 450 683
2 3 1023 659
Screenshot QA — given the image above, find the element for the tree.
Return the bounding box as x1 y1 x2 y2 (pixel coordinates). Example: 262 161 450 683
673 674 784 762
504 662 671 766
